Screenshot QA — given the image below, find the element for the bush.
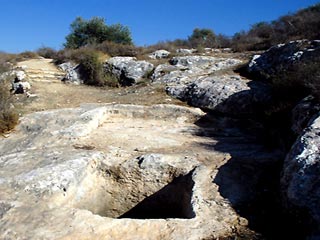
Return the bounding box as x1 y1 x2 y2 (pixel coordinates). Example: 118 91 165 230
145 30 232 53
231 3 320 52
37 47 58 59
52 49 76 64
143 40 189 54
73 49 118 87
75 49 105 86
96 41 138 57
188 28 217 48
0 52 15 73
269 55 320 102
0 80 18 133
18 51 39 59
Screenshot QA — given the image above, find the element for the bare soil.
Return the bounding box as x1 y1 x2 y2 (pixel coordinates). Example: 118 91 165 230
13 58 185 115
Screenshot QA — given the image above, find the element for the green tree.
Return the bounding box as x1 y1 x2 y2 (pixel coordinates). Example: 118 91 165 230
188 28 216 48
64 17 133 49
106 24 133 44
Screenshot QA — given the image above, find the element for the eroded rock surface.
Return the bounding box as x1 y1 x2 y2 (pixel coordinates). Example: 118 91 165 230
59 62 84 85
105 57 154 86
148 50 171 59
152 55 242 84
176 48 197 55
291 96 320 135
0 104 255 240
247 40 320 80
167 75 272 116
281 113 320 237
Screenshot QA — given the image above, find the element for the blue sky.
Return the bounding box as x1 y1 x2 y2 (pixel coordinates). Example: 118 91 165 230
0 0 319 53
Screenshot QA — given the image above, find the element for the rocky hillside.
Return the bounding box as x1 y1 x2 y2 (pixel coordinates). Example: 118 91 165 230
0 43 319 239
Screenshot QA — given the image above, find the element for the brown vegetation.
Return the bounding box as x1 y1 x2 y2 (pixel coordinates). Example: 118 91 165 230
231 3 320 51
95 41 139 57
0 79 18 134
0 53 19 133
54 48 119 87
37 47 58 59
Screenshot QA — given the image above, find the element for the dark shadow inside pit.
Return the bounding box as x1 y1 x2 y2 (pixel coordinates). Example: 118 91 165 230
119 172 195 219
193 112 312 239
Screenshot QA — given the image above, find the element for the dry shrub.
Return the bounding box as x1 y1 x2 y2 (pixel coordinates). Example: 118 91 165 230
64 48 119 87
75 49 108 86
53 49 77 64
0 109 19 133
0 55 20 133
18 51 39 59
96 41 139 57
37 47 58 59
52 48 120 87
0 80 18 133
231 3 320 52
265 53 320 103
0 52 17 72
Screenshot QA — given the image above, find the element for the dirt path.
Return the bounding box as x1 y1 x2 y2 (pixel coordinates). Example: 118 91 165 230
14 58 184 114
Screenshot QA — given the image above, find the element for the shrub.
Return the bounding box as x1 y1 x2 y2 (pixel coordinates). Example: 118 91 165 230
18 51 39 59
145 39 190 53
52 48 119 87
37 47 58 59
75 49 104 86
231 3 320 52
96 41 138 57
0 79 18 133
144 30 232 53
52 49 77 64
269 55 320 102
0 52 14 73
188 28 217 48
74 49 118 87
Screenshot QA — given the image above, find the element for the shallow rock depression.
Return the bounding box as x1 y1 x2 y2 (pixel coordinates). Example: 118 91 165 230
0 104 256 240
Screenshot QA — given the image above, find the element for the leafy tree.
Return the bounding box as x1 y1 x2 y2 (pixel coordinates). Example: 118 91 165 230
188 28 216 48
64 17 132 49
105 24 133 44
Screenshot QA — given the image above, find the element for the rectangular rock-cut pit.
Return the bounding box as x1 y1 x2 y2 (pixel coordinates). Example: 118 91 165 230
70 159 196 220
119 172 195 219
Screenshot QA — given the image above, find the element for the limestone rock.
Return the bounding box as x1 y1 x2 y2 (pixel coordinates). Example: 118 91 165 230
59 62 84 85
151 63 190 84
14 70 26 81
11 80 31 94
247 40 320 80
7 69 31 94
169 56 239 69
0 104 252 239
148 50 170 59
0 69 26 82
167 75 272 115
291 96 320 135
281 113 320 237
105 57 154 86
176 48 197 55
152 56 242 84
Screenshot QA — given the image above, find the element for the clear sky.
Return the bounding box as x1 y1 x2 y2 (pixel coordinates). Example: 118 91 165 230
0 0 319 53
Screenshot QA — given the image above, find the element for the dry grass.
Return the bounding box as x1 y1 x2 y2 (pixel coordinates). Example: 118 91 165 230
0 80 19 133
